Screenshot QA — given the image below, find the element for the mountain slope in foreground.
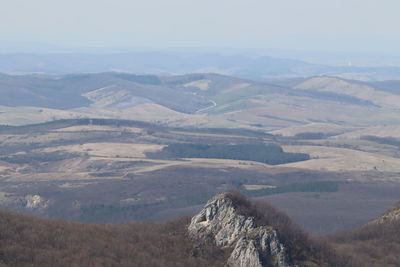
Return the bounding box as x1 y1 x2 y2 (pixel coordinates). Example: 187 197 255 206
0 210 227 267
0 192 353 267
327 203 400 267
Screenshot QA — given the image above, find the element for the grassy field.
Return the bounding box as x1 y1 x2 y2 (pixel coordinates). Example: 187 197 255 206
0 118 399 235
281 145 400 174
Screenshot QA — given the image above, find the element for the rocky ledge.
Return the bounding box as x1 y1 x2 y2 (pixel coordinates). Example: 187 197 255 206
188 193 291 267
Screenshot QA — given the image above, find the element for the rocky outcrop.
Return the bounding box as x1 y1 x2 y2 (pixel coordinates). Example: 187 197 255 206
371 204 400 224
188 193 290 267
24 194 49 210
0 193 49 211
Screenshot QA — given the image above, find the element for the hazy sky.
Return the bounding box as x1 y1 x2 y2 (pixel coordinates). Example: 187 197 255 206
1 0 400 53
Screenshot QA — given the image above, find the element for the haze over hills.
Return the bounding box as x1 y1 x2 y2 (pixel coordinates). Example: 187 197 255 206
1 54 400 267
3 0 400 265
2 52 400 81
1 65 400 266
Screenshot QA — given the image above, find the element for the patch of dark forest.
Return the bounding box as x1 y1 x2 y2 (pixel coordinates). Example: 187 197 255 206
148 143 310 165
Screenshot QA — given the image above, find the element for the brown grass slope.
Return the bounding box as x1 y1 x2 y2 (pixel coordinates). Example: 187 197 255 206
325 203 400 267
324 205 400 267
0 209 229 267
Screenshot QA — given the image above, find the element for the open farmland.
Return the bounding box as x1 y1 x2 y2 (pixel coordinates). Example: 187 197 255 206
0 118 399 235
281 145 400 174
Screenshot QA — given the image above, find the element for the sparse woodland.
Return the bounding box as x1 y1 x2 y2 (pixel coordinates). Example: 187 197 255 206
0 209 229 267
325 216 400 266
0 192 379 267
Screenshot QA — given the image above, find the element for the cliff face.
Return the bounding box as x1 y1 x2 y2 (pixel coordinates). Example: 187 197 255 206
188 193 290 267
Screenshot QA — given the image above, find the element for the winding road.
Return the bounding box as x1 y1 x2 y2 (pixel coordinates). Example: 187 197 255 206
195 99 217 114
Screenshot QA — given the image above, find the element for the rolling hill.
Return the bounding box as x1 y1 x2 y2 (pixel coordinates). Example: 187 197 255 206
1 72 400 137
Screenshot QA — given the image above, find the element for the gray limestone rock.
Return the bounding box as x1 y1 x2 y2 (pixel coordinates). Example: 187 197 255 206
188 193 290 267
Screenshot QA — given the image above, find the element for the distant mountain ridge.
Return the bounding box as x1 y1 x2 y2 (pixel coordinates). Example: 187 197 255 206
2 52 400 81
